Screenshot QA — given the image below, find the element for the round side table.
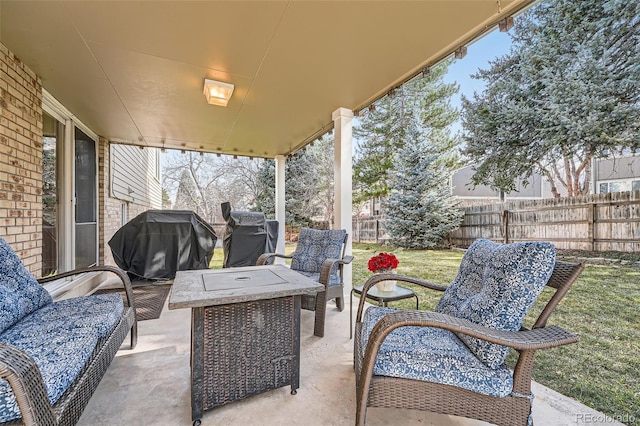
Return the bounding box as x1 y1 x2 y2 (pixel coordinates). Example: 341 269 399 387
350 284 419 339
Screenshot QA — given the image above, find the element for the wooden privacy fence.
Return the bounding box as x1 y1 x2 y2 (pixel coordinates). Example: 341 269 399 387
449 190 640 252
352 216 390 244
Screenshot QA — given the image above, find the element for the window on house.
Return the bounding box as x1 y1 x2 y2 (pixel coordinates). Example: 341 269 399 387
598 180 633 194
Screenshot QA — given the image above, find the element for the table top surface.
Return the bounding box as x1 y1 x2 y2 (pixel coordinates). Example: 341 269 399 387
352 284 416 301
168 265 323 310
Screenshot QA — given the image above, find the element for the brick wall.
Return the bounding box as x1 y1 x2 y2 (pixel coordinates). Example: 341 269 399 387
98 137 123 267
0 43 43 276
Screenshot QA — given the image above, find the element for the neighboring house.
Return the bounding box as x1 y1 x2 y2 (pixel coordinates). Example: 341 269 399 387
592 152 640 194
2 43 161 288
450 164 560 205
451 154 640 204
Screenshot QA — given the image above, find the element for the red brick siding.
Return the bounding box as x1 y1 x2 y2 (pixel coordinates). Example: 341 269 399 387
0 43 43 276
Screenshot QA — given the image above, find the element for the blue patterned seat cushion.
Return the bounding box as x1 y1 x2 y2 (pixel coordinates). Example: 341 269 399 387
0 237 53 334
1 294 124 341
0 329 100 422
435 239 556 369
360 307 514 397
291 228 346 280
0 294 124 422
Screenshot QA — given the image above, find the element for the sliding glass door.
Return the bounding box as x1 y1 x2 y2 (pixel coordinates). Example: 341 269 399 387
42 94 99 272
74 128 97 268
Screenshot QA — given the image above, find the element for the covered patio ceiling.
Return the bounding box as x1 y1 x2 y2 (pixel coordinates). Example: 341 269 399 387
0 0 535 158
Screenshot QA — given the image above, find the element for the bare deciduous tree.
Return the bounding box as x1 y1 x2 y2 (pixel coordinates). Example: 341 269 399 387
162 151 264 223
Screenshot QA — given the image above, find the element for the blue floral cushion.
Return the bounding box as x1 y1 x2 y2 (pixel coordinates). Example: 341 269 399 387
0 294 124 422
0 237 52 334
436 239 556 369
360 307 514 397
1 294 124 341
434 238 494 316
291 228 346 276
0 329 99 422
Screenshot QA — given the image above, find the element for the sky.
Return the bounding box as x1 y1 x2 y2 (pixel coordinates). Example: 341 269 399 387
351 27 515 140
442 28 513 134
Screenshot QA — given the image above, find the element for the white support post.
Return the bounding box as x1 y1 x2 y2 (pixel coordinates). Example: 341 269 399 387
275 155 286 262
332 107 353 287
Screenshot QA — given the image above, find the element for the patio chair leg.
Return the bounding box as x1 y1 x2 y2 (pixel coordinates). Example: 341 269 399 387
313 291 328 337
336 296 344 311
130 322 138 349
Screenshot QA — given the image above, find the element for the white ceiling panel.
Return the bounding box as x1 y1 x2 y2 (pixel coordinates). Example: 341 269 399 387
0 0 536 157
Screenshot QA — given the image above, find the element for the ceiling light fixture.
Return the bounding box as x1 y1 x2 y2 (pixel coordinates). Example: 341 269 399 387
203 78 234 106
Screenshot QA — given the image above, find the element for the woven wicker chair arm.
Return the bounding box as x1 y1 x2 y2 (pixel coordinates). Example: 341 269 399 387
0 343 57 424
367 310 579 352
355 274 447 322
256 253 293 265
38 265 136 310
341 255 354 264
318 256 351 286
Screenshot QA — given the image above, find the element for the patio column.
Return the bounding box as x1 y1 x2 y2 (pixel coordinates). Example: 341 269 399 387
332 107 353 287
275 154 286 262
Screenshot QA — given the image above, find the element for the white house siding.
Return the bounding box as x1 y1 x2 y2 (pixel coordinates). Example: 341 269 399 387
450 164 551 203
101 143 162 267
110 144 161 208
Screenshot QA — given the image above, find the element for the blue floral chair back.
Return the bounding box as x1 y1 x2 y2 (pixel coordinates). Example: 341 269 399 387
257 228 353 337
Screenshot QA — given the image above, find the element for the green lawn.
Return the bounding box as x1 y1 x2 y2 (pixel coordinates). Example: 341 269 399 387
210 242 639 424
351 242 640 425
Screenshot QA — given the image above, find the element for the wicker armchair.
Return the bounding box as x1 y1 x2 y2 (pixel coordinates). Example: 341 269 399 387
354 239 583 426
257 228 353 337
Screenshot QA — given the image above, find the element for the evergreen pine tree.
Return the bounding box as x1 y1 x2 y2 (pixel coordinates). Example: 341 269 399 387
462 0 640 196
384 128 463 249
253 159 276 217
252 136 334 226
353 61 460 203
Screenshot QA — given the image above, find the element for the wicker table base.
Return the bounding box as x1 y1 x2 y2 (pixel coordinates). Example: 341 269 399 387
169 265 322 425
193 296 300 418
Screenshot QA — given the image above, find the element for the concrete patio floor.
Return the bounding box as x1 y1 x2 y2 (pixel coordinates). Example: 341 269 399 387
78 288 621 426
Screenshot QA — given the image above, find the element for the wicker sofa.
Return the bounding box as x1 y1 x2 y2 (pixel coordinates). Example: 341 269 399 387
0 237 137 425
355 239 583 426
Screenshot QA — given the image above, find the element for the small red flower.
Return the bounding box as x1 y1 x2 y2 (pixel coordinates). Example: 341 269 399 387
367 252 399 273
